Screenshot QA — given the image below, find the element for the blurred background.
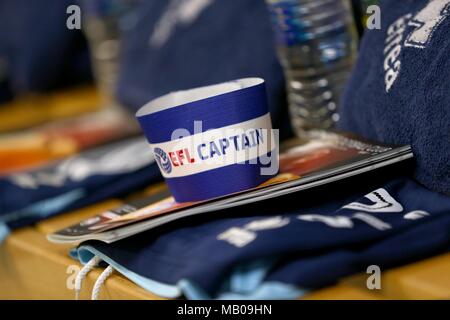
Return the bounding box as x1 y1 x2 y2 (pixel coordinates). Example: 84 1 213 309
0 0 376 229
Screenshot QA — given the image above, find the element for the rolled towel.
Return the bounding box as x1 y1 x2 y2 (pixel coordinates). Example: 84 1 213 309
339 0 450 195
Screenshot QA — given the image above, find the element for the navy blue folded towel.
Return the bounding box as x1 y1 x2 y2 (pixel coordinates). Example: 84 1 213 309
338 0 450 194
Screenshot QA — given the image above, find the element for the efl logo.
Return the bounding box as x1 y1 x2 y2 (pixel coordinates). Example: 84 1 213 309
168 148 196 167
149 117 279 178
154 147 172 174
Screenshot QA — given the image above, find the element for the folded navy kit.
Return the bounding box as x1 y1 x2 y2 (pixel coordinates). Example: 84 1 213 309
0 137 161 241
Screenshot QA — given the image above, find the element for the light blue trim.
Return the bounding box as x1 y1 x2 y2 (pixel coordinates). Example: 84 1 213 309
178 279 212 300
77 245 182 299
180 279 307 300
216 281 307 300
0 223 10 244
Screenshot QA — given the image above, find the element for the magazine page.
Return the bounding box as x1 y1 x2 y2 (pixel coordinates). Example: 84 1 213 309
48 132 411 242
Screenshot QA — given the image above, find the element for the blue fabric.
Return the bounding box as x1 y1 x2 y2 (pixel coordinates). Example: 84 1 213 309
0 138 161 231
338 0 450 194
77 175 450 299
0 0 91 95
116 0 290 138
265 209 450 289
1 190 85 226
136 81 269 144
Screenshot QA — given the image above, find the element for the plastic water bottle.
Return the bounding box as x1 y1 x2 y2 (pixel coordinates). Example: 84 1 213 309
266 0 358 137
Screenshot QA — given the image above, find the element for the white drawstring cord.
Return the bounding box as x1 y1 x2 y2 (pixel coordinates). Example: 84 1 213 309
91 265 115 300
74 256 101 300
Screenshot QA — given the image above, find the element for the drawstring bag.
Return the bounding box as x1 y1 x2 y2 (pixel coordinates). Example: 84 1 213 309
73 174 450 299
338 0 450 195
0 137 161 241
